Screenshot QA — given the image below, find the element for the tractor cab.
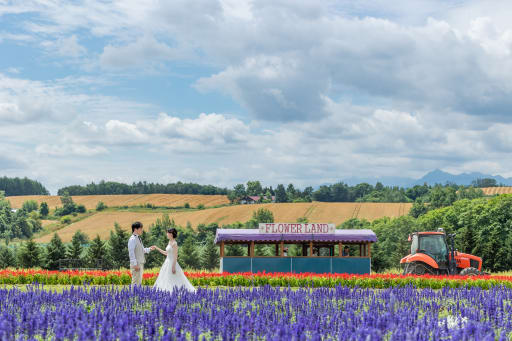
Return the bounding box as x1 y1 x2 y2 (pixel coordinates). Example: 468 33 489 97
409 232 449 270
401 229 484 275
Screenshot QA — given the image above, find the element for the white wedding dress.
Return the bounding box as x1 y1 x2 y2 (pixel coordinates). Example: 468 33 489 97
153 241 196 293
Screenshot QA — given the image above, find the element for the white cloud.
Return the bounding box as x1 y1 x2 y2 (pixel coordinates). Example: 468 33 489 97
105 120 149 144
0 73 153 125
100 35 180 69
41 35 87 57
35 144 108 156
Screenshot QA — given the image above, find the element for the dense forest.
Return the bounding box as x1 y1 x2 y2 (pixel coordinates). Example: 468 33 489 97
57 180 228 196
0 177 49 196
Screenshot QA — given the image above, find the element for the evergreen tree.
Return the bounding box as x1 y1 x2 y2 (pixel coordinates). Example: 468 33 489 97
275 184 287 203
226 244 244 256
18 238 41 268
85 235 107 269
201 235 219 270
67 231 84 261
39 202 49 217
45 233 67 270
107 224 130 269
0 246 16 268
179 237 200 269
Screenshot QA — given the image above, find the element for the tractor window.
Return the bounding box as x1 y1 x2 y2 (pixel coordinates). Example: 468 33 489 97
411 235 419 255
419 235 447 257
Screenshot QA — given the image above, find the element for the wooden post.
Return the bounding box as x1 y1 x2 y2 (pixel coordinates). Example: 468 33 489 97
280 241 284 257
338 242 342 257
220 241 224 257
250 241 255 257
359 244 362 257
275 243 279 256
248 243 250 257
309 241 313 256
368 243 371 258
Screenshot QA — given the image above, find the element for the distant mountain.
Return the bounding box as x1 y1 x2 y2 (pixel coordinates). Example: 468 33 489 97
412 169 512 186
336 169 512 188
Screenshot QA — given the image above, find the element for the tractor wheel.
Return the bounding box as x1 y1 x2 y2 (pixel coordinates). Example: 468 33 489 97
403 262 435 275
459 267 482 276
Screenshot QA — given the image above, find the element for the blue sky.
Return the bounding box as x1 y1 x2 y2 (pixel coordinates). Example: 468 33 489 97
1 0 512 194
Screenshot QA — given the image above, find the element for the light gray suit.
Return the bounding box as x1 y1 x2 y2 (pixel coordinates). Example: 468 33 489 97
128 234 150 285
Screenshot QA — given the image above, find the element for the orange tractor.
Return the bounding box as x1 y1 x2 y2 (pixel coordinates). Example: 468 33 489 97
400 229 485 275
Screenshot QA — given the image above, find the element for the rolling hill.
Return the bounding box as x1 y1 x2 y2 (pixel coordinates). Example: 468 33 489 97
34 201 412 243
7 194 230 209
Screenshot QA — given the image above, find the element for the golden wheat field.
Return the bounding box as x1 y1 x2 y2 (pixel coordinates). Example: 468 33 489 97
35 202 411 243
7 194 229 210
481 187 512 195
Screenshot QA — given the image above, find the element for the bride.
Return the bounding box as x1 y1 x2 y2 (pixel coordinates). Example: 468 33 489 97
153 228 196 293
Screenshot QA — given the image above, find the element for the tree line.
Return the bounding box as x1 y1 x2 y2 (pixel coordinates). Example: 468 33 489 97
57 180 228 196
0 177 49 196
228 181 485 204
0 215 220 271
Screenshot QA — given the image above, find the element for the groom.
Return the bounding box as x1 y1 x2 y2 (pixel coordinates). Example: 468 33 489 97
128 221 155 286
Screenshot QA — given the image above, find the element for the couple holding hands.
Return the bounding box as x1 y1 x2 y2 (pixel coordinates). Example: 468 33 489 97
128 221 195 293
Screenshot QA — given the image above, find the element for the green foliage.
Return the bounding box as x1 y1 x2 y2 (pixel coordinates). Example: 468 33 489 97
184 202 190 209
409 199 428 218
0 245 16 268
96 201 107 211
472 178 498 187
226 244 245 256
246 207 274 228
197 203 205 210
44 233 67 270
197 223 218 242
85 235 107 268
107 223 130 269
72 230 89 245
228 184 247 203
275 184 287 203
0 176 49 196
22 200 38 213
18 238 41 268
201 235 219 270
76 204 86 213
252 208 274 223
246 181 263 196
370 216 418 272
39 202 49 217
60 216 72 224
0 196 42 240
428 185 458 209
143 214 176 269
179 237 200 269
55 193 78 216
57 180 228 196
67 231 85 260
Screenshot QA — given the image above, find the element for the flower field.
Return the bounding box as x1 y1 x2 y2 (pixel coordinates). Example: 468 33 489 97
1 284 512 340
2 269 512 289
